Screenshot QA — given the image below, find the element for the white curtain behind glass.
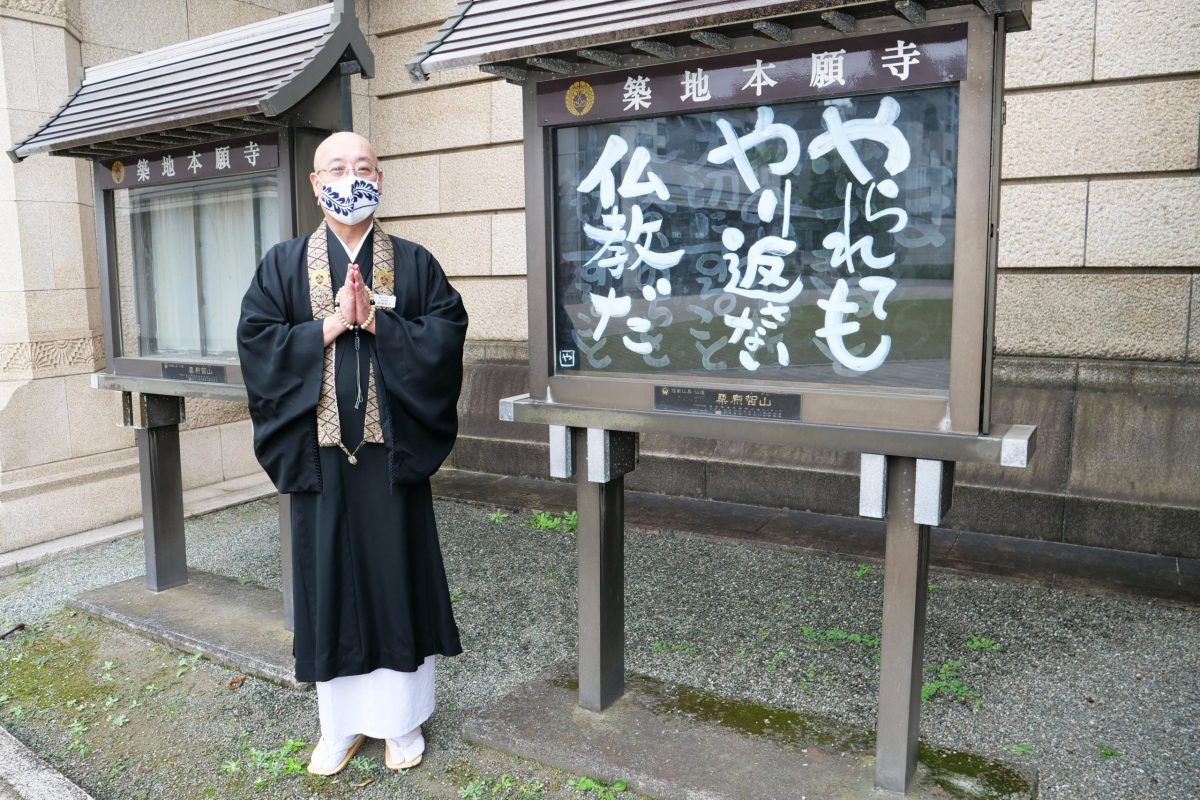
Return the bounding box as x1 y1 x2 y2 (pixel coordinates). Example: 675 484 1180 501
131 174 278 358
198 179 278 356
135 190 200 355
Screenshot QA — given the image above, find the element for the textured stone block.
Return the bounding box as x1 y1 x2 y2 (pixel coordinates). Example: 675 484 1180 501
1063 496 1200 559
351 89 370 141
180 426 224 490
456 360 540 441
957 357 1077 494
1190 274 1200 361
179 397 248 430
1003 0 1094 89
31 19 79 114
706 460 858 517
24 288 95 340
0 120 14 200
377 153 439 217
994 273 1191 360
0 463 139 552
13 202 53 290
491 79 523 143
10 133 90 204
1085 177 1200 267
0 203 20 292
998 181 1086 267
0 292 27 340
1002 80 1200 178
80 42 136 68
370 0 457 36
42 202 95 291
1094 1 1200 80
456 277 528 340
1068 362 1200 508
385 213 491 276
0 18 38 112
942 484 1065 542
78 0 188 52
371 82 491 155
0 377 70 470
624 452 707 500
219 419 261 480
373 24 482 95
439 144 524 213
64 373 132 458
491 211 526 275
185 0 273 38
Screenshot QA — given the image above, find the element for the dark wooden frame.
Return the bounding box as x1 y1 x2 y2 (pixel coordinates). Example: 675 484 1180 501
522 4 1006 437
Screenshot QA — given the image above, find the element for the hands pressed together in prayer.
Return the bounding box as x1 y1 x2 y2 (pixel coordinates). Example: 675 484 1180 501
322 264 376 346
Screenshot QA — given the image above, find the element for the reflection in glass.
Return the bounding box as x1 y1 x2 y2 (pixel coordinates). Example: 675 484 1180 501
552 86 959 392
119 173 278 359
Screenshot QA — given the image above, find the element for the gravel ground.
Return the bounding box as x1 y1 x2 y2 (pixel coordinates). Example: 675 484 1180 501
0 496 1197 799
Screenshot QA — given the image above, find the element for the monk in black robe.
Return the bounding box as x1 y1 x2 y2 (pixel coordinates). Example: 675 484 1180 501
237 131 466 775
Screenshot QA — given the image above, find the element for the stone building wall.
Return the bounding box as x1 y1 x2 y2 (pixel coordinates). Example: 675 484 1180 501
0 0 323 552
1 0 1196 560
368 0 1200 560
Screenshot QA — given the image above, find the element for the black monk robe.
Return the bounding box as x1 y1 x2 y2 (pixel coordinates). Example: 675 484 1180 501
237 227 467 682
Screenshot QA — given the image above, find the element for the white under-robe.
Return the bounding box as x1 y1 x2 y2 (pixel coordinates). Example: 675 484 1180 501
315 657 436 741
314 224 436 747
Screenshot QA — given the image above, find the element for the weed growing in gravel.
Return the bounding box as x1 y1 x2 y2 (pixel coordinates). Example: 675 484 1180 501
524 510 579 533
174 651 203 678
965 636 1001 652
450 588 468 604
1005 743 1034 756
242 737 307 786
349 754 379 773
1097 746 1121 762
852 563 872 578
488 509 510 523
765 649 792 672
568 775 630 799
921 660 981 708
458 771 548 799
799 626 880 649
651 640 697 656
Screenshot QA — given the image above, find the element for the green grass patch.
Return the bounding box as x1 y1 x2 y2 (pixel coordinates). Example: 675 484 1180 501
921 660 981 708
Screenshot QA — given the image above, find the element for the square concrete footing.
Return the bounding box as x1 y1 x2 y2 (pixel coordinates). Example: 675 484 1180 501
66 570 306 690
465 661 1035 800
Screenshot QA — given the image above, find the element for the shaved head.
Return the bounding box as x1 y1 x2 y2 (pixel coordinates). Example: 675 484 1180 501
313 131 377 172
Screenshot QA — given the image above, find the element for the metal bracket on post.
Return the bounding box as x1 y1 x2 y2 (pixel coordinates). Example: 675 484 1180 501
549 425 574 479
914 458 955 526
585 427 638 483
574 428 638 713
126 393 188 592
859 453 888 519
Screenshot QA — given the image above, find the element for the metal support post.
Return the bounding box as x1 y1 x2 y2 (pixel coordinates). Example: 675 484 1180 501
129 393 188 592
871 455 953 793
572 427 638 712
278 493 294 632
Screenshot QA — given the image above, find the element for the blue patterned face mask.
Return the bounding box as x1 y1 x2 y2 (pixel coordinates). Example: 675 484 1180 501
318 176 380 225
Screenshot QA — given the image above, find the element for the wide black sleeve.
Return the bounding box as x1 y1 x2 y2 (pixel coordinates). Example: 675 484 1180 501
236 241 324 492
373 241 469 484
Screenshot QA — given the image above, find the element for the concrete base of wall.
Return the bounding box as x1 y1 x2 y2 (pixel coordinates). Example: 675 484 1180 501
0 418 266 555
452 348 1200 562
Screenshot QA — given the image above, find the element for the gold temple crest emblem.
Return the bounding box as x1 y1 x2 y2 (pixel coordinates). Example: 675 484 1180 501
565 81 595 117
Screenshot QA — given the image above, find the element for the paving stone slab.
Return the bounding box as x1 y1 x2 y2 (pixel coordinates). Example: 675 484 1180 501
66 570 304 690
464 661 1036 800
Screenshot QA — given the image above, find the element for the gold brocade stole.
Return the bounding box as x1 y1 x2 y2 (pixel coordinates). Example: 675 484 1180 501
306 219 396 449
